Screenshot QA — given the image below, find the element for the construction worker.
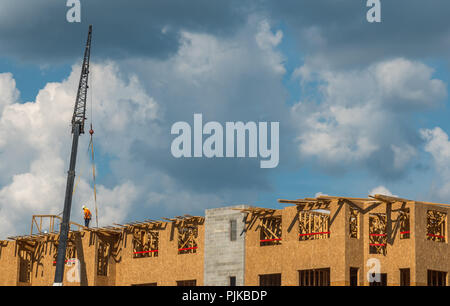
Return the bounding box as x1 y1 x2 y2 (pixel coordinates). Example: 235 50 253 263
82 205 92 228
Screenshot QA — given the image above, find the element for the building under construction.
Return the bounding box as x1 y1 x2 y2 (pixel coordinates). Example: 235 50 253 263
0 194 448 286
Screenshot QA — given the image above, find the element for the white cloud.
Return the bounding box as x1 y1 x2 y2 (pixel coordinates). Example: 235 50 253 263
369 186 396 197
391 144 417 170
295 103 379 165
94 181 139 226
255 20 283 50
0 19 289 238
314 192 328 197
291 58 446 175
0 12 447 240
0 62 158 238
373 58 447 109
255 20 285 75
421 127 450 170
0 73 19 113
421 127 450 200
163 18 286 86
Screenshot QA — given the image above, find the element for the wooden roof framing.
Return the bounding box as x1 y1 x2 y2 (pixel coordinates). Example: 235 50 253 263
30 215 85 237
8 232 61 242
279 194 450 208
233 207 277 215
113 215 204 231
87 226 123 236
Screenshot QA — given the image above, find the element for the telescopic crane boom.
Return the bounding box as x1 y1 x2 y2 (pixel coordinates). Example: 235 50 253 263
53 25 92 286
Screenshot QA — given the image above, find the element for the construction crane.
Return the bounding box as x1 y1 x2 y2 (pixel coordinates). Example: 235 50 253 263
53 25 92 286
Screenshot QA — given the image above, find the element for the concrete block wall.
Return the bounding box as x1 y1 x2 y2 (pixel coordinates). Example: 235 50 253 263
204 205 249 286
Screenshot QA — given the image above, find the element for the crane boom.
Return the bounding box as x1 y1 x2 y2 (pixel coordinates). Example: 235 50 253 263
53 25 92 286
72 25 92 135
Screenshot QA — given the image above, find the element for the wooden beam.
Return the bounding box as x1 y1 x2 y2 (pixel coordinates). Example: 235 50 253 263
278 199 313 204
416 201 450 208
162 217 177 222
316 196 374 201
369 194 410 203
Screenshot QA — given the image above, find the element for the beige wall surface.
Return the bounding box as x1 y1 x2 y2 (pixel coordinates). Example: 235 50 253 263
0 221 204 286
245 202 347 286
244 200 449 286
0 200 448 286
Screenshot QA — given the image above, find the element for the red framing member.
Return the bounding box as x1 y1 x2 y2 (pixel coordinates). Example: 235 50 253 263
260 238 282 242
298 231 330 237
369 233 386 246
133 246 199 254
178 246 198 252
427 233 445 239
133 250 159 254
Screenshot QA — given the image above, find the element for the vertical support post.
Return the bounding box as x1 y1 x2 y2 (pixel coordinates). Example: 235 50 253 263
386 202 392 244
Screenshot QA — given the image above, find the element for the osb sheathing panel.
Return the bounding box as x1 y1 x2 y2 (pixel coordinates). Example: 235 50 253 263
344 202 365 286
26 231 98 286
245 200 448 286
115 222 205 286
0 231 108 286
245 201 347 286
359 201 416 286
1 200 448 286
93 233 120 286
0 241 19 286
0 221 204 286
414 203 449 286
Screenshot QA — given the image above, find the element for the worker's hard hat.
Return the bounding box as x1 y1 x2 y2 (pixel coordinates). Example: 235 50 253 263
82 205 86 210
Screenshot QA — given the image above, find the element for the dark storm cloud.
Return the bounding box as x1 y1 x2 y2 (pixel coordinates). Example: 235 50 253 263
130 139 271 192
263 0 450 68
0 0 447 199
0 0 249 63
1 0 449 66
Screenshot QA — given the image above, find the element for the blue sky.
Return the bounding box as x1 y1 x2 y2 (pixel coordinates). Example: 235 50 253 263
0 0 450 238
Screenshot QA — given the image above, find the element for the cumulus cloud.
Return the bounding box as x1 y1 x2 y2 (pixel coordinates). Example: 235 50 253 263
421 127 450 200
0 61 158 238
256 20 283 50
115 18 291 191
0 5 448 239
0 19 291 238
373 59 447 110
291 58 447 177
0 73 19 113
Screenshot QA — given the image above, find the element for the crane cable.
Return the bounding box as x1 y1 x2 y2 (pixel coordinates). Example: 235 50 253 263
88 125 98 228
88 68 99 228
71 135 97 227
72 163 83 196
